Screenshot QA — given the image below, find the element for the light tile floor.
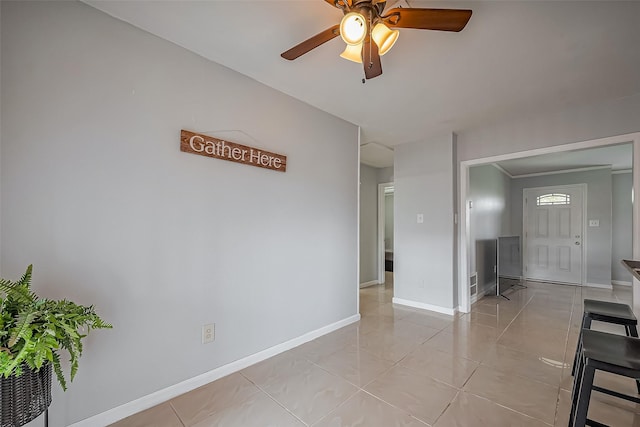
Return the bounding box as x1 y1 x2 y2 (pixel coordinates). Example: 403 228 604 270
112 274 640 426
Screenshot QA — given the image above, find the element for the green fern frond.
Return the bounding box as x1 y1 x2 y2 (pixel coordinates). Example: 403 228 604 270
0 265 111 391
0 276 38 305
3 338 36 378
0 280 34 305
51 352 67 391
16 265 33 288
8 308 38 348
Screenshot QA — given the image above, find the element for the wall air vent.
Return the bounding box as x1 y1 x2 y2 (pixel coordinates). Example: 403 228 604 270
470 272 478 296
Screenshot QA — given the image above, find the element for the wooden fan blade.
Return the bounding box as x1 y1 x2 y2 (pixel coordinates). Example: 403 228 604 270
383 8 472 32
362 37 382 79
324 0 351 8
281 25 340 60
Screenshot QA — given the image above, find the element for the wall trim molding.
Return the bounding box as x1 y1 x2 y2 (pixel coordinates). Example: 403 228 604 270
359 280 380 288
612 280 633 287
392 297 457 316
585 282 614 290
68 314 361 427
492 163 513 178
612 169 632 175
511 165 612 179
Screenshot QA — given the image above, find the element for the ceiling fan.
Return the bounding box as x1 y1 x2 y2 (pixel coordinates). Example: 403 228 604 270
281 0 472 80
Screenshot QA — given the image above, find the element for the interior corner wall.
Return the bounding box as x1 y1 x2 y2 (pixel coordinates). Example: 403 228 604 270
360 164 379 283
612 172 633 282
468 164 511 293
394 134 455 310
1 2 358 426
510 168 612 286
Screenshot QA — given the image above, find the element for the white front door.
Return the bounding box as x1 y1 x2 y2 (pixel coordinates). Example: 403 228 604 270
523 185 585 285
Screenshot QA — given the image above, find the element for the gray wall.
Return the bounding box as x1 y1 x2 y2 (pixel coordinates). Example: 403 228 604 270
612 172 633 282
457 93 640 162
360 164 379 283
1 2 359 425
395 135 455 310
510 168 612 286
468 164 512 293
0 1 2 269
378 166 394 183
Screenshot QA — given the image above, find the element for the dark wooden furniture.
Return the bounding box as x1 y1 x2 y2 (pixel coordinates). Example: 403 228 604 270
570 329 640 427
622 259 640 281
571 300 639 386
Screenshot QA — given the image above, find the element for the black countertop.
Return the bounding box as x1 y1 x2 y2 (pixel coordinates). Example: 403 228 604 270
622 260 640 281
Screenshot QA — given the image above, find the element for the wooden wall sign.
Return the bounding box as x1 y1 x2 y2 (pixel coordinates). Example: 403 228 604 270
180 129 287 173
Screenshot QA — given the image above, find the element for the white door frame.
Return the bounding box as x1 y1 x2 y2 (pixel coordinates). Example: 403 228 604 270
522 184 587 286
458 132 640 314
378 182 394 284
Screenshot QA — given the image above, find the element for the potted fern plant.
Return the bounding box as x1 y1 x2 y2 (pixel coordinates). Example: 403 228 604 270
0 265 111 427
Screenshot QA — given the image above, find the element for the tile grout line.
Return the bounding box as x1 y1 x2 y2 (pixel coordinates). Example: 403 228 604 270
167 401 187 427
238 371 310 426
553 286 576 427
462 390 555 426
494 283 537 342
358 388 431 426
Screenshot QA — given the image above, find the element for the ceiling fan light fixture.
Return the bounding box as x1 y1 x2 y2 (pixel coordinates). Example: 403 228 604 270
340 12 367 46
371 23 399 56
340 42 363 63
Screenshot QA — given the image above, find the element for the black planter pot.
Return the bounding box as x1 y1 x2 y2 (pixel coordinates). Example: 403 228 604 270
0 363 52 427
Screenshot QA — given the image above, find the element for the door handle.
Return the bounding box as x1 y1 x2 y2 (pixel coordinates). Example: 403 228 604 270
575 242 581 245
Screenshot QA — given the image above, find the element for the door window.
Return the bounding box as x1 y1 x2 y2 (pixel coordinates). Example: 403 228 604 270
536 193 571 206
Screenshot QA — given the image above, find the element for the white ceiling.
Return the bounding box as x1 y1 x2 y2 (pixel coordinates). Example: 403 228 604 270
494 143 632 177
360 142 395 168
86 1 640 170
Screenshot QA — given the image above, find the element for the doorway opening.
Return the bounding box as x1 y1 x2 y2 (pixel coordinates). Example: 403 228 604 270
378 182 394 288
459 132 640 314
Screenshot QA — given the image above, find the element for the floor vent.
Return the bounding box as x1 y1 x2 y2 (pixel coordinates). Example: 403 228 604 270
470 272 478 296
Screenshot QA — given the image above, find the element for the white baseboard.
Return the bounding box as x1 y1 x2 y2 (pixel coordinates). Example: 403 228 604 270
480 286 494 299
68 314 361 427
359 280 379 288
392 297 457 316
499 275 523 280
585 282 613 290
470 286 495 305
612 280 633 287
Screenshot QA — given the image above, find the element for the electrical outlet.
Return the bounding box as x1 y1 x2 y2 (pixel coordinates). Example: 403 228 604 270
202 323 215 344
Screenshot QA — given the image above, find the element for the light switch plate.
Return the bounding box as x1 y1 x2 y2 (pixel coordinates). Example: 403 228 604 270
417 214 424 224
